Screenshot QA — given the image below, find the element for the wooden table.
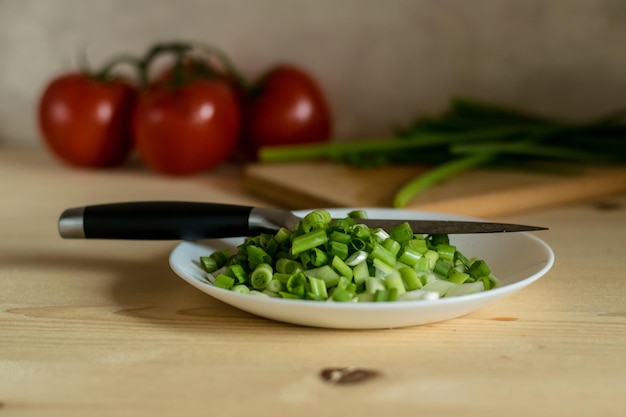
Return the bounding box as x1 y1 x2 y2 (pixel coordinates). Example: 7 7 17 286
2 148 625 417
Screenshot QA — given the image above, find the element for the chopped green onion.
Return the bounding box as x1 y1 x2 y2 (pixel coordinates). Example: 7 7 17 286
302 209 331 232
199 249 230 273
214 273 235 290
200 209 498 302
247 245 272 270
307 276 328 300
388 222 414 244
291 228 328 255
382 238 401 257
274 227 292 244
399 266 423 290
329 240 349 260
225 264 248 284
276 258 303 274
309 248 329 267
233 284 251 294
348 209 368 219
331 255 353 280
286 272 307 298
352 260 369 287
369 243 396 268
250 263 273 290
305 265 340 288
345 250 368 266
366 277 386 294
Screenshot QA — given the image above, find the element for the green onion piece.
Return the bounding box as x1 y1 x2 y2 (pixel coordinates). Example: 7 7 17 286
330 217 355 232
329 241 349 260
437 243 456 262
398 248 421 267
357 292 375 302
429 234 450 247
433 259 453 278
389 222 414 244
382 238 401 257
369 243 396 267
413 256 431 272
384 273 406 298
406 238 429 254
331 255 354 280
279 291 302 300
309 248 329 267
307 276 328 300
348 209 368 219
399 266 423 290
232 284 251 294
469 260 491 279
371 228 390 242
454 251 472 268
250 263 273 289
246 245 272 270
330 231 352 244
305 265 340 288
250 290 271 297
276 258 303 274
446 281 485 297
266 278 283 293
345 250 368 266
448 270 470 284
352 260 369 287
286 272 307 298
214 273 235 290
374 289 389 302
226 264 248 284
291 228 328 256
352 224 371 240
332 286 353 302
199 249 230 273
349 237 368 252
424 250 439 269
373 258 398 277
421 280 457 297
274 227 292 244
366 277 386 294
302 210 331 232
273 273 292 284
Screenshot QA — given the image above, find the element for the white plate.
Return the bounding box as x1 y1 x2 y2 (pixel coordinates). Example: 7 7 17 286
169 209 554 329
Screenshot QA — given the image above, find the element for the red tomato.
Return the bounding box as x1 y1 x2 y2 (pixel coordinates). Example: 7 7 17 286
133 80 241 175
245 65 332 151
38 73 137 167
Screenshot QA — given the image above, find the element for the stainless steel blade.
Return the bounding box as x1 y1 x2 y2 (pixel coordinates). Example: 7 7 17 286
356 219 547 234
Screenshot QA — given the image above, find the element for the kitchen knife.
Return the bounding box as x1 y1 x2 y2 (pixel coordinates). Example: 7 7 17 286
58 201 547 240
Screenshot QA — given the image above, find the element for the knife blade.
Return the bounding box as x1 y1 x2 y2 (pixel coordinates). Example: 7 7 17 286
58 201 547 240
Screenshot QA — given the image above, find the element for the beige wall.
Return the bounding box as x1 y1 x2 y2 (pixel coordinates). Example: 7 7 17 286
1 0 625 147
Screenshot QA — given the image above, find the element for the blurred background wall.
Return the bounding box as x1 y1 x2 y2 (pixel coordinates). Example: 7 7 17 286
1 0 625 147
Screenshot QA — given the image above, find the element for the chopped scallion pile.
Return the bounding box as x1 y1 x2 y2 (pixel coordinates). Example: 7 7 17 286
199 210 499 302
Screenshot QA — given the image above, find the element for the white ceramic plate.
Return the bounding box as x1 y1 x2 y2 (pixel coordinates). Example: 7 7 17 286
169 209 554 329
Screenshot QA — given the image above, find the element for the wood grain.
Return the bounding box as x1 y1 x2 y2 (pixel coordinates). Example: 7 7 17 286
244 162 626 217
1 149 625 417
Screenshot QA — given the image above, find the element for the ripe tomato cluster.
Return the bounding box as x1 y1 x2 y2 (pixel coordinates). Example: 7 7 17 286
38 42 332 175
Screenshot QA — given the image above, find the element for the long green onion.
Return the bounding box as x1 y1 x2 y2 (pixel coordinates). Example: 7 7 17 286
257 97 626 207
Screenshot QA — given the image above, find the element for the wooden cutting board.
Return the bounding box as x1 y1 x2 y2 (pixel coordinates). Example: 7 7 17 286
244 162 626 218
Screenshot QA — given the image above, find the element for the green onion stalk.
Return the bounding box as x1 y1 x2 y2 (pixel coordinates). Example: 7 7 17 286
258 98 626 207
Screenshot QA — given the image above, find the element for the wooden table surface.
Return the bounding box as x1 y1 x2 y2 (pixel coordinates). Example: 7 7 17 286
2 148 625 417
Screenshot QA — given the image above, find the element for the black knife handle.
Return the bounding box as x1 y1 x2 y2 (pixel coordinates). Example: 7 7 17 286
59 201 254 240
